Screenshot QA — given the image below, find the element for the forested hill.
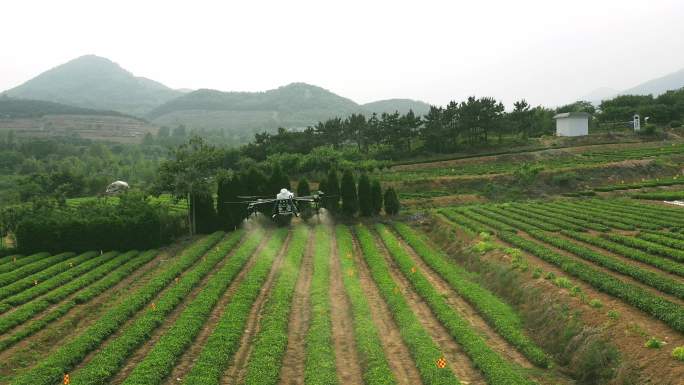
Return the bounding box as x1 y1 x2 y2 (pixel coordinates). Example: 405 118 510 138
0 97 136 119
4 55 181 116
362 98 430 116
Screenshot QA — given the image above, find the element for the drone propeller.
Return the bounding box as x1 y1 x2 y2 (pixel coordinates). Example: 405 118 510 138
237 195 271 199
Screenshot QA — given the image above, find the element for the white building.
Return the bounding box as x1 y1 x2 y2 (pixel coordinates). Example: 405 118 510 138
553 112 590 137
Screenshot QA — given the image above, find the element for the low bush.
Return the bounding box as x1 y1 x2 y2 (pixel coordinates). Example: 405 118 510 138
672 346 684 361
644 337 664 349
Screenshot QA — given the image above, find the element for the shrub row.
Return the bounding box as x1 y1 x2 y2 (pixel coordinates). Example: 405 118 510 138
0 251 128 333
458 208 515 233
304 226 340 385
0 252 68 287
378 224 537 384
576 200 680 229
0 254 24 267
487 206 560 232
545 202 634 230
121 230 265 385
437 209 488 235
0 250 158 352
498 232 684 333
0 252 87 302
0 251 113 312
632 190 684 201
587 200 684 228
522 204 609 231
392 222 550 368
559 202 659 230
182 228 289 384
604 233 684 263
594 177 684 192
638 232 684 251
505 205 584 232
8 231 225 385
70 231 243 385
470 207 539 233
355 224 461 385
0 252 49 274
336 225 397 385
530 230 684 300
242 226 309 385
563 231 684 277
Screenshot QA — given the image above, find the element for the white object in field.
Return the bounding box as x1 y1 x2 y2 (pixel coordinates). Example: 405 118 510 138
105 180 130 195
276 188 294 200
665 200 684 207
553 112 590 137
633 114 641 131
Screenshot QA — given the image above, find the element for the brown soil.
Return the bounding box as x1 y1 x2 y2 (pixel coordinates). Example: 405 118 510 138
487 234 684 385
159 233 271 385
223 231 292 385
369 230 486 385
328 227 364 385
389 227 535 369
0 238 195 380
349 233 424 385
276 229 315 385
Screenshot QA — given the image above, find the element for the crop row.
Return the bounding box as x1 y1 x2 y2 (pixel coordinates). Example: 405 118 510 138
486 206 560 232
120 230 266 385
0 250 158 352
0 251 134 334
604 233 684 263
497 232 684 333
529 230 684 300
632 190 684 201
504 206 584 232
0 252 72 288
569 201 669 230
575 200 683 229
181 229 289 384
0 254 23 266
304 226 340 384
0 252 50 275
355 224 461 385
0 252 96 304
457 208 515 233
555 201 652 230
0 251 112 312
336 225 397 385
9 231 226 385
563 231 684 277
377 224 536 385
70 231 245 385
517 204 608 231
594 177 684 192
545 202 634 230
639 232 684 249
242 226 309 385
470 207 540 233
586 200 684 227
392 222 549 367
437 209 488 235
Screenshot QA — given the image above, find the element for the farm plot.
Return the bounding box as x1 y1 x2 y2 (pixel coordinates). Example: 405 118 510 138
1 221 579 385
435 197 684 381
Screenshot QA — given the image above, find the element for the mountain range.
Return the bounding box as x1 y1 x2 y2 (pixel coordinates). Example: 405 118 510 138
2 55 431 137
581 67 684 104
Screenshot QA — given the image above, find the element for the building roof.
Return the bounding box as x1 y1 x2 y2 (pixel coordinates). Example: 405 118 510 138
553 112 591 119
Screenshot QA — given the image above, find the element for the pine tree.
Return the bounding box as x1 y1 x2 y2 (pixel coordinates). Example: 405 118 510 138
297 177 311 196
191 192 217 233
383 187 400 215
325 169 340 213
340 169 358 216
358 173 372 217
371 180 383 215
216 170 232 229
269 164 288 195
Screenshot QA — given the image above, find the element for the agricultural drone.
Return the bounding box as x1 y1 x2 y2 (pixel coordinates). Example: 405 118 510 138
229 188 329 226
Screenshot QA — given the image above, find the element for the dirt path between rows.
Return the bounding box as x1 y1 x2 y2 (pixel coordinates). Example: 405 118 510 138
70 235 230 375
276 229 314 385
370 231 486 385
223 231 293 385
329 227 364 385
160 233 271 385
390 229 534 369
0 239 194 380
349 233 424 385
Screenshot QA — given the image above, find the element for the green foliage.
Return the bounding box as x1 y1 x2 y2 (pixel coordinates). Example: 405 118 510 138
304 227 339 385
335 226 397 385
324 169 340 213
672 346 684 361
670 120 682 128
370 180 383 215
8 232 224 385
607 310 620 320
393 223 550 368
354 224 461 385
589 299 603 308
340 169 358 216
383 187 400 215
358 173 372 217
182 229 288 385
122 231 264 385
644 337 664 349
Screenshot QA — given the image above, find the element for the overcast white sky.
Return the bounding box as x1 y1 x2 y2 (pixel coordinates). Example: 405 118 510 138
1 0 683 107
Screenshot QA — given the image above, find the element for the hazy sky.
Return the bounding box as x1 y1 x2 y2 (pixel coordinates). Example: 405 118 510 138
2 0 684 107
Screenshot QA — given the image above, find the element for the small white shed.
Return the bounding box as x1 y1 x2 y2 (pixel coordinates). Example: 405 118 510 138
553 112 590 137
